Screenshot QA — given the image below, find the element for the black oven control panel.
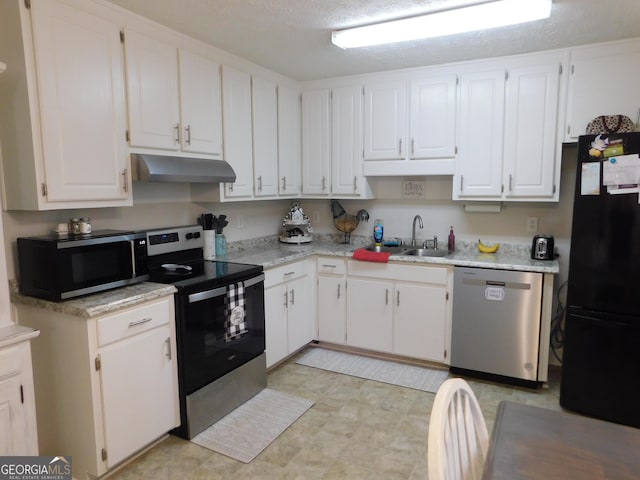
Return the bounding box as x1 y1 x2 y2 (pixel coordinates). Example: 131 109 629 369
146 225 204 256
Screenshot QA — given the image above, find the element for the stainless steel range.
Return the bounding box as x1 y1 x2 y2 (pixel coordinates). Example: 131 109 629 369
146 225 266 439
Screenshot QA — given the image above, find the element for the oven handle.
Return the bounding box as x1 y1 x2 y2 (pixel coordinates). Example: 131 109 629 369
187 273 265 303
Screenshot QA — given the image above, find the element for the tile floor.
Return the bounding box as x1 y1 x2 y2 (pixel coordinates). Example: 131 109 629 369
110 348 562 480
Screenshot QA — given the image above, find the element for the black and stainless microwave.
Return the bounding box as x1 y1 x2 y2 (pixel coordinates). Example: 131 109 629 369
17 230 148 301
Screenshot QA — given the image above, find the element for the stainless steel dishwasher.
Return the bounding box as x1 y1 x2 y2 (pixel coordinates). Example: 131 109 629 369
451 266 543 386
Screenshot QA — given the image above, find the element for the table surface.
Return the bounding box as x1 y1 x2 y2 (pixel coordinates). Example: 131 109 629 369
482 401 640 480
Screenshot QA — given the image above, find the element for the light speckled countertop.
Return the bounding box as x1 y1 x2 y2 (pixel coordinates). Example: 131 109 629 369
9 234 557 318
223 234 560 274
10 280 177 318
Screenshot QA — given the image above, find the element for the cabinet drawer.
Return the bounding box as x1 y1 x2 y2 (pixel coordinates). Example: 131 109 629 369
317 257 346 275
97 298 171 347
0 345 23 377
348 260 449 285
265 260 309 288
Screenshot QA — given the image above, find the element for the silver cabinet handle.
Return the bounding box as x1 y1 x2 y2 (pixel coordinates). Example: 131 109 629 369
290 288 295 305
337 283 341 299
322 176 326 191
353 176 357 192
165 337 172 360
397 290 400 307
174 123 180 144
257 175 263 191
321 264 336 268
509 174 513 192
281 176 287 191
122 169 128 192
398 138 402 156
385 288 389 305
283 290 288 307
411 138 415 156
185 125 191 145
128 317 152 328
460 175 464 192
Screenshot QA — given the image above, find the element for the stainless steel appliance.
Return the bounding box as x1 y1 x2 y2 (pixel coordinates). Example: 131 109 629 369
145 225 266 439
17 230 148 301
451 267 543 387
531 234 554 260
561 132 640 428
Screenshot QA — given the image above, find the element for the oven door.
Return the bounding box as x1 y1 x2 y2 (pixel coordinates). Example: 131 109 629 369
176 273 265 395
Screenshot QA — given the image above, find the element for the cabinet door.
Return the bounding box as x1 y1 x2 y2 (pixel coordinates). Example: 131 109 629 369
503 62 561 198
264 284 289 368
99 325 177 468
394 283 447 362
455 70 505 198
252 76 279 197
31 0 129 202
565 40 640 141
317 276 346 344
287 275 313 353
124 29 180 150
278 85 302 196
363 80 407 160
331 85 364 195
346 277 393 352
178 49 223 156
301 89 330 195
0 373 26 456
221 66 254 198
410 75 457 159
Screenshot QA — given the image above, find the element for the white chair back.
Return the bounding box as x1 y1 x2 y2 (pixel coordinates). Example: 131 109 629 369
427 378 489 480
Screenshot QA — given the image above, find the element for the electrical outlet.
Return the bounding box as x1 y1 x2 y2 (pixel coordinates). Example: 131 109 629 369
312 210 320 223
237 215 244 229
526 216 538 233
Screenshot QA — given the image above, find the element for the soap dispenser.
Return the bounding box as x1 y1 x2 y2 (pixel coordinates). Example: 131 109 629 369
448 226 455 252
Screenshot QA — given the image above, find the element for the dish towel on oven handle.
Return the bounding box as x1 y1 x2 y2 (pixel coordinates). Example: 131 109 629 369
224 281 247 342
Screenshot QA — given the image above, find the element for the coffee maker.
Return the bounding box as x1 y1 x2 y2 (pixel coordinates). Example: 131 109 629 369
279 203 313 244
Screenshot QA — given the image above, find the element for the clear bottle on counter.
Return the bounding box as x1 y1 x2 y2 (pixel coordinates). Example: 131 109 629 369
373 219 384 245
448 226 456 252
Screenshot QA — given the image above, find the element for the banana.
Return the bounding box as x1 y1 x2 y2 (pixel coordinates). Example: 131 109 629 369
478 239 500 253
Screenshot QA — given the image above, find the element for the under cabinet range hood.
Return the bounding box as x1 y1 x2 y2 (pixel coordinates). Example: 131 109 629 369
131 153 236 183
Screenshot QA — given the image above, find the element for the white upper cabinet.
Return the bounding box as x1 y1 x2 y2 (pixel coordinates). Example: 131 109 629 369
178 50 223 156
277 84 302 196
0 0 131 210
331 85 365 196
124 31 223 156
301 89 331 195
363 80 407 160
410 75 457 159
221 65 254 198
124 29 180 151
455 69 506 198
503 61 562 199
454 53 563 201
252 76 279 197
564 38 640 142
362 72 457 176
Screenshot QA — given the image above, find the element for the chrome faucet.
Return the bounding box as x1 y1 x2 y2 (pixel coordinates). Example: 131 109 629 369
411 215 423 247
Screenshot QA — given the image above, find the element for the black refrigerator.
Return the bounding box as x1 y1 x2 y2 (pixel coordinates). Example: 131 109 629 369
560 132 640 428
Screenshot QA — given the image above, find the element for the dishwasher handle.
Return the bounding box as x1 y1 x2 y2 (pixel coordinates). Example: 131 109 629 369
462 277 531 290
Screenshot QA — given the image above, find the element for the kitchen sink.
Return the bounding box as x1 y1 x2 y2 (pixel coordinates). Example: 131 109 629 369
401 248 449 257
364 245 406 254
363 245 449 257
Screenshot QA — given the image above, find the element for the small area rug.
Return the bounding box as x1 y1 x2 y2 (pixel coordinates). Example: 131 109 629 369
296 347 449 393
191 388 314 463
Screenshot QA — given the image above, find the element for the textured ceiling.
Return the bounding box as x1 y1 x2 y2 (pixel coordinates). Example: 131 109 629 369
107 0 640 81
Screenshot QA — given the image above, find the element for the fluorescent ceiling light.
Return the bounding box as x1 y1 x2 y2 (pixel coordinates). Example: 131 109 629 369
331 0 552 49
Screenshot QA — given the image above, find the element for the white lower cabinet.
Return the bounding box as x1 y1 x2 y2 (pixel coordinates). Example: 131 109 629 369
18 295 179 478
0 330 39 456
345 260 452 363
264 260 313 368
317 257 347 344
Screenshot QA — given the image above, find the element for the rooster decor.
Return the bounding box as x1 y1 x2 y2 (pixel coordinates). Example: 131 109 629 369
330 200 369 244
